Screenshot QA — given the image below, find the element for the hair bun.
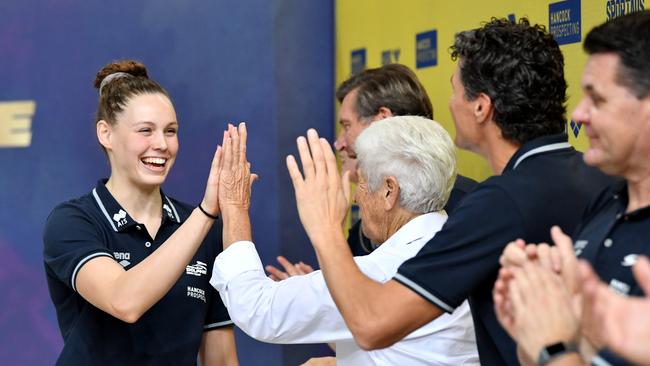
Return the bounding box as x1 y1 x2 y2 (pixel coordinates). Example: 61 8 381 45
94 60 149 89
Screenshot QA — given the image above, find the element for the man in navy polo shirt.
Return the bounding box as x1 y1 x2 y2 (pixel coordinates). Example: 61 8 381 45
569 9 650 314
494 10 650 366
44 179 233 365
285 18 613 366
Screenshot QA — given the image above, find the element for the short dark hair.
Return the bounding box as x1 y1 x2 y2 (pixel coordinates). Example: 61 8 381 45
336 64 433 122
584 10 650 98
450 18 567 145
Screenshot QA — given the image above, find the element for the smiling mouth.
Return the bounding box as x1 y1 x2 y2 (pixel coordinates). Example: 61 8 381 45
141 157 168 169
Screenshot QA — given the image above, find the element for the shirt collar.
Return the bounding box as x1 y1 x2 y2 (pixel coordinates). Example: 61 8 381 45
504 133 573 172
612 181 650 220
92 179 181 232
381 211 448 249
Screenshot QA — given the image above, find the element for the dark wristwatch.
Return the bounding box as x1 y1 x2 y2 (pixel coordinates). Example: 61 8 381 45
537 341 579 366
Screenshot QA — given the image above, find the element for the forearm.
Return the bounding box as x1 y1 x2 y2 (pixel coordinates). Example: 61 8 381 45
312 229 432 349
221 207 252 249
200 327 239 366
214 244 351 343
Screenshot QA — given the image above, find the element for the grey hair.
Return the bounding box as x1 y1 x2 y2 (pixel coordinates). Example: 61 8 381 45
355 115 457 213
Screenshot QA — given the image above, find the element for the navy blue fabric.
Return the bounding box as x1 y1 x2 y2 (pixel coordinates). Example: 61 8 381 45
395 134 614 366
594 348 631 366
575 180 650 366
43 180 231 366
576 180 650 295
347 175 478 256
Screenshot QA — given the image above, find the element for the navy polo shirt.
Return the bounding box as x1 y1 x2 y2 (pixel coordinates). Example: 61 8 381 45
43 179 232 366
347 175 478 256
394 134 614 365
573 180 649 366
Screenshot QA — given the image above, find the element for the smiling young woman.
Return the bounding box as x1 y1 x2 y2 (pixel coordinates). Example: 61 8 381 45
43 60 238 366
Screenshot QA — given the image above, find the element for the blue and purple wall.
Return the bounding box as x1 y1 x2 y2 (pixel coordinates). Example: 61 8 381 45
0 1 334 364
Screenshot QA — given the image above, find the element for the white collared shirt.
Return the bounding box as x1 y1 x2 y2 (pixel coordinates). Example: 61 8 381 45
210 212 479 365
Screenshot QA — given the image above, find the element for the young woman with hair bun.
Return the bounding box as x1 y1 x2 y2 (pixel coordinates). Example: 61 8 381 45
43 59 239 365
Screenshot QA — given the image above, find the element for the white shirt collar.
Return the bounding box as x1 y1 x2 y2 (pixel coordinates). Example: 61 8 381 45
378 211 448 251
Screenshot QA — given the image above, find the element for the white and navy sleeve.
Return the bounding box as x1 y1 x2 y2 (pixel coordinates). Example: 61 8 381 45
395 183 526 312
203 223 233 331
43 204 114 292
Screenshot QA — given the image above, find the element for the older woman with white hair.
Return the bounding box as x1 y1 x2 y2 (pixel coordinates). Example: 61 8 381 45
210 116 478 365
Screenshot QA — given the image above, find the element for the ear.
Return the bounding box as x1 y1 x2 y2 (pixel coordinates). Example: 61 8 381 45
96 120 113 150
372 106 394 121
382 176 400 211
474 93 493 124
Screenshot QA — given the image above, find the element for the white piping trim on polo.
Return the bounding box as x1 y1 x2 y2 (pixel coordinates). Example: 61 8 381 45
164 196 181 223
71 252 113 291
204 320 234 330
393 273 455 313
92 188 118 232
513 142 572 170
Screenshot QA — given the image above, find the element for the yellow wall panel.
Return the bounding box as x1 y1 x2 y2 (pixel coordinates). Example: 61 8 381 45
336 0 646 182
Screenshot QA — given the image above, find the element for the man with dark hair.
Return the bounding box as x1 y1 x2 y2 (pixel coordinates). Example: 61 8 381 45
266 64 477 279
494 10 650 366
335 64 477 256
287 18 613 365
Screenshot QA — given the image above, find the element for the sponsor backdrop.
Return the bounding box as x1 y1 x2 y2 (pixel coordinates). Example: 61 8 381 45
0 1 333 365
2 1 647 365
336 0 646 182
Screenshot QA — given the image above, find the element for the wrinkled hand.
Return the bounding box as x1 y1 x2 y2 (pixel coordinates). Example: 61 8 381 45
580 257 650 365
218 122 257 212
265 256 314 281
508 262 580 362
300 356 336 366
286 129 350 244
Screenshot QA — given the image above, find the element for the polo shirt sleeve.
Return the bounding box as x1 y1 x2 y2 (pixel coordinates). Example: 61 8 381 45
394 183 525 312
203 285 233 331
203 222 233 331
43 203 114 292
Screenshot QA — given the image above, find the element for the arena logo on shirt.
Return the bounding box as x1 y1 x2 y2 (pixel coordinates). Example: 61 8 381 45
606 0 645 20
549 0 582 45
114 252 131 267
0 100 36 148
186 261 208 276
